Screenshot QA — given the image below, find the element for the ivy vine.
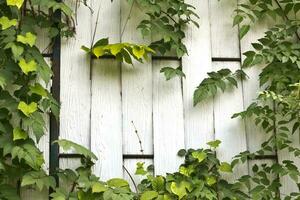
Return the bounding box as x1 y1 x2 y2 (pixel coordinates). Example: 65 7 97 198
0 0 299 199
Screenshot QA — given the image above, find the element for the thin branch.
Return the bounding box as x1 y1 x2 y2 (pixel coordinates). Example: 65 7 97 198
91 3 101 48
131 121 144 154
123 165 138 193
274 0 300 41
121 0 135 37
161 10 178 25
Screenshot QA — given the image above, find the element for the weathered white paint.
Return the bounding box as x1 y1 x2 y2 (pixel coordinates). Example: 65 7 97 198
90 0 123 181
23 1 298 199
91 59 123 180
121 1 153 155
183 0 214 149
210 0 240 58
60 0 91 149
153 60 185 175
213 61 248 179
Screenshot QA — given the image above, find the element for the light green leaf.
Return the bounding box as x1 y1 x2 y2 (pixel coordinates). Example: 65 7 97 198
18 101 38 117
192 151 207 163
135 162 147 175
92 46 105 58
170 181 191 200
6 0 24 9
107 178 129 188
133 46 145 59
53 139 97 160
13 127 28 141
30 83 48 97
18 58 37 75
92 182 107 193
219 162 232 173
207 140 221 148
206 176 217 186
0 16 17 29
140 191 158 200
17 32 37 47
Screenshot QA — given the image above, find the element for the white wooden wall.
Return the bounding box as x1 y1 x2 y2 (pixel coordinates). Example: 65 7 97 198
22 0 299 199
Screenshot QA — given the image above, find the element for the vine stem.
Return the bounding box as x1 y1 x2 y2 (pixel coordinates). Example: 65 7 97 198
123 165 138 193
121 0 135 37
131 121 144 154
91 2 101 48
274 0 300 41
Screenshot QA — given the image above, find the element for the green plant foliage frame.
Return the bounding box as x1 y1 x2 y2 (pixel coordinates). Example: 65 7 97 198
0 0 299 199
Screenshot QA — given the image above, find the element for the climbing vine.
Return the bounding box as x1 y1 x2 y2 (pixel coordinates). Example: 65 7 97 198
0 0 299 199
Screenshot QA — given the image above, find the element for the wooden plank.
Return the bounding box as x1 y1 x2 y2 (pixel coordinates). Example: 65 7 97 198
121 1 153 155
152 60 185 175
123 159 153 191
182 0 214 149
213 61 248 179
91 59 123 180
21 188 48 200
59 158 82 170
90 0 123 181
278 129 300 195
209 0 240 58
60 0 91 149
91 0 120 43
240 21 275 154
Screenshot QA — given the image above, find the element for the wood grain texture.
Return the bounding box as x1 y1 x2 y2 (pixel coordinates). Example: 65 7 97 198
183 0 214 149
153 60 185 175
121 1 153 155
209 0 240 58
91 0 120 43
240 21 275 154
60 0 91 149
213 61 248 179
91 59 123 180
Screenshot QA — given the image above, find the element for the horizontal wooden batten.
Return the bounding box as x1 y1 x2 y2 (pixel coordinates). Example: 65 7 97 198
42 53 53 58
91 55 241 62
59 153 154 159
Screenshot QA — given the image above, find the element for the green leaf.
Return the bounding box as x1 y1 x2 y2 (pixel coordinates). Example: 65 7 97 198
53 139 97 160
92 46 105 58
92 182 108 193
192 151 207 163
21 171 56 191
18 58 37 75
135 162 147 175
13 127 28 141
170 181 191 200
219 162 233 173
206 176 217 186
207 140 221 148
233 15 243 26
140 191 158 200
11 44 24 60
107 178 129 188
160 66 186 81
132 46 145 59
0 16 17 29
6 0 24 9
18 101 38 117
30 83 48 97
239 25 250 39
17 32 37 47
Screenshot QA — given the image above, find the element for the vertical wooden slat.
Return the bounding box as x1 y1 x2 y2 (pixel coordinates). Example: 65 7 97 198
213 61 248 179
152 60 185 175
91 59 123 180
240 23 272 154
90 0 123 180
121 1 153 155
60 0 91 149
183 0 214 149
209 0 240 58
